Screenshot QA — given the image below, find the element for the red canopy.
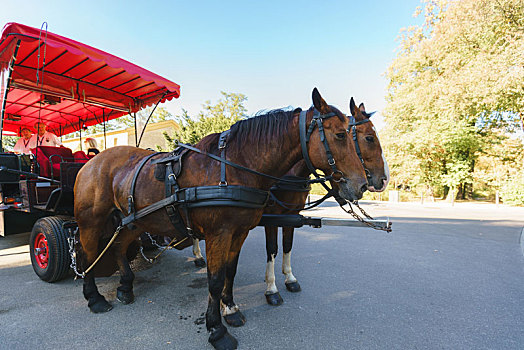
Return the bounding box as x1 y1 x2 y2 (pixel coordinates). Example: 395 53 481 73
0 22 180 136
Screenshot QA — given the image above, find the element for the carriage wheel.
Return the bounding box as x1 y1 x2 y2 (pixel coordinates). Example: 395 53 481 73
30 216 72 282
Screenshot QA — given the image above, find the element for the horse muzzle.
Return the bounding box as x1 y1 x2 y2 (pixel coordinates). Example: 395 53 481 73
367 177 389 193
337 179 367 201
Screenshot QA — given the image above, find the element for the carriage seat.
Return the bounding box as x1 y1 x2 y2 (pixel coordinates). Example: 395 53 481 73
33 146 75 178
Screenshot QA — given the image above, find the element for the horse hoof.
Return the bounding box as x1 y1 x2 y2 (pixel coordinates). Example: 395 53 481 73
89 298 113 313
194 257 206 268
265 292 283 306
210 331 238 350
117 290 135 305
285 281 302 293
223 311 246 327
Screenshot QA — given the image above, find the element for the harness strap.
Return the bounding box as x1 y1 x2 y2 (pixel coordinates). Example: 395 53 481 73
299 111 317 175
299 110 341 196
121 185 269 227
128 152 162 215
218 130 229 186
347 114 372 181
176 142 329 185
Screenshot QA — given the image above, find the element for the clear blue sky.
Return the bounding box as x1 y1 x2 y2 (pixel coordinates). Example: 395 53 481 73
1 0 423 129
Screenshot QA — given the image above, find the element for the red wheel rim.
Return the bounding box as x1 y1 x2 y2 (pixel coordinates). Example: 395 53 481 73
34 233 49 269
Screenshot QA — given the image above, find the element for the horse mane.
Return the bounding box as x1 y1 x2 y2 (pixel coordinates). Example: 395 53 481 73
227 107 301 150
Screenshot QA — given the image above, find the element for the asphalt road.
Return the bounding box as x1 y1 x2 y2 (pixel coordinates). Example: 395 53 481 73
1 200 523 350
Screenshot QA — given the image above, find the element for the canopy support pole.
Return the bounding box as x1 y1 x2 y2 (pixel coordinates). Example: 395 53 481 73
79 119 82 151
133 112 138 147
0 40 21 152
103 110 107 151
136 93 166 148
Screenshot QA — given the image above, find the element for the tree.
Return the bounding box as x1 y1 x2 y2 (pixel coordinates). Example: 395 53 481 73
162 92 247 149
382 0 524 200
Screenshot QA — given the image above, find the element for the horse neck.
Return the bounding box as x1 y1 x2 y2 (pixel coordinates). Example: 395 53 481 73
229 120 303 188
288 160 310 178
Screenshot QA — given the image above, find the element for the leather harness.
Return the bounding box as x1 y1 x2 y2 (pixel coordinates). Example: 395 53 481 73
120 108 371 240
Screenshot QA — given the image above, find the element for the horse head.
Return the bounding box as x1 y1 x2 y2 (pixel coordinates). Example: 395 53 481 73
348 97 390 192
305 88 368 201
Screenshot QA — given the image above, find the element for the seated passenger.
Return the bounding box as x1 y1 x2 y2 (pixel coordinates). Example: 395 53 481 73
29 122 62 148
13 127 34 154
84 137 100 156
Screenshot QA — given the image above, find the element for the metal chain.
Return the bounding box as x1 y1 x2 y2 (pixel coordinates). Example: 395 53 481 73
140 235 188 264
338 201 392 233
67 228 85 279
353 201 375 220
143 232 166 249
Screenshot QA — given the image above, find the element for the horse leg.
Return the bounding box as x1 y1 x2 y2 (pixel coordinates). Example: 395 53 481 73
282 226 301 292
221 230 249 327
192 238 206 267
115 235 136 305
81 235 112 313
264 226 283 305
205 232 238 350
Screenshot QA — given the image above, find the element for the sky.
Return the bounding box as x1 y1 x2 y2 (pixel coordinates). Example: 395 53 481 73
0 0 424 130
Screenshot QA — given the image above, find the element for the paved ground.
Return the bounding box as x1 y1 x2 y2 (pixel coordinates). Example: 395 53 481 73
1 200 523 350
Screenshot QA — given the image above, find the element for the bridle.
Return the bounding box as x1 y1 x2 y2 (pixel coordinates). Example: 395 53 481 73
299 108 372 188
347 111 373 183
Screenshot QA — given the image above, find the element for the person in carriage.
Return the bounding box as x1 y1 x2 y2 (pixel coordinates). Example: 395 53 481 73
84 138 100 156
13 127 33 154
29 121 62 148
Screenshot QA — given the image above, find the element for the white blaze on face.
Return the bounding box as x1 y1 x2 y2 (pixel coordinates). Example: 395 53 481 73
282 252 297 284
372 126 390 191
265 254 278 295
192 239 203 260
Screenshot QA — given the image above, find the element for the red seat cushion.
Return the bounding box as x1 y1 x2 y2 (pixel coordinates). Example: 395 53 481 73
73 151 90 164
32 146 74 178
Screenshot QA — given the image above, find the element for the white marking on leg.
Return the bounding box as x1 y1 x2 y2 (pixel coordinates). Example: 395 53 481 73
282 252 297 284
265 254 278 295
221 301 239 316
192 239 203 260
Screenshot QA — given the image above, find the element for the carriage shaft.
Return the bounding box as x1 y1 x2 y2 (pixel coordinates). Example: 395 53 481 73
258 214 390 230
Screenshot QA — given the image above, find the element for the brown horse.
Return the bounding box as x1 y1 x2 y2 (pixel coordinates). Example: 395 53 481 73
262 99 390 305
74 89 372 350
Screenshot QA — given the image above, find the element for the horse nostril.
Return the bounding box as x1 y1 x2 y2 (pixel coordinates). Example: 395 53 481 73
360 184 368 194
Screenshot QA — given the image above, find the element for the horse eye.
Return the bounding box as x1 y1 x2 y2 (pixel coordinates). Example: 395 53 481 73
365 136 374 143
335 133 346 140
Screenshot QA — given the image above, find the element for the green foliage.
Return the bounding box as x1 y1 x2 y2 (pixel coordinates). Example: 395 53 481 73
162 92 247 150
382 0 524 202
2 136 17 151
500 171 524 206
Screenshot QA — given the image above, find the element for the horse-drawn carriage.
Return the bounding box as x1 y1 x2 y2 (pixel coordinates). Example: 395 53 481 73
0 22 390 350
0 22 180 276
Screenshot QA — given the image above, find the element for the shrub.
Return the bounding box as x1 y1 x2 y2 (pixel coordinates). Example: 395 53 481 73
500 172 524 206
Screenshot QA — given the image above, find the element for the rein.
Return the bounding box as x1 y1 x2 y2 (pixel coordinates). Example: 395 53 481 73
176 142 332 186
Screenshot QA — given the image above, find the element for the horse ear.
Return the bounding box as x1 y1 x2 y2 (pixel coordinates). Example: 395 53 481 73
312 88 329 113
349 97 358 117
359 103 366 113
